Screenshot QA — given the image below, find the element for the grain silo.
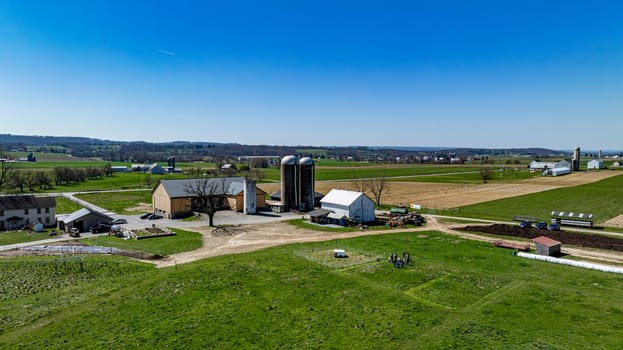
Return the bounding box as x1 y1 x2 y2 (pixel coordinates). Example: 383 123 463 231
280 155 299 210
572 147 581 171
298 157 315 211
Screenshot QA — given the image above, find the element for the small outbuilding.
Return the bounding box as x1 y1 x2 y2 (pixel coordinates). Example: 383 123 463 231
532 236 561 256
587 159 605 170
58 208 113 233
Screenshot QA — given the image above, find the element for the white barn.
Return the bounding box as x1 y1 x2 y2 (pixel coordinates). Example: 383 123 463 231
587 159 605 170
320 189 375 223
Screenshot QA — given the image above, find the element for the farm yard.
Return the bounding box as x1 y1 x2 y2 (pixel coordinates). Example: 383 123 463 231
1 228 623 348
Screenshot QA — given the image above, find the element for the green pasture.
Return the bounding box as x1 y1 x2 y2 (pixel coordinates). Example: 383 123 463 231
82 228 202 256
49 173 188 192
74 191 152 214
456 173 623 223
2 230 623 348
261 165 490 182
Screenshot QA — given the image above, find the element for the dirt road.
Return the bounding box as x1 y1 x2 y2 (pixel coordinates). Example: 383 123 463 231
154 215 623 268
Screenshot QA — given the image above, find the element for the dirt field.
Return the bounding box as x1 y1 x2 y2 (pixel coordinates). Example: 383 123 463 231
153 216 623 268
259 171 621 209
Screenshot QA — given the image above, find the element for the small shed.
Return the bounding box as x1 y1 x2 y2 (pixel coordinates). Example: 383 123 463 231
587 159 605 170
532 236 561 256
307 208 333 224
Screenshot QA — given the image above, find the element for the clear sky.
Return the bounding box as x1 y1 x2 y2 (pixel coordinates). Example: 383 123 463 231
1 1 622 150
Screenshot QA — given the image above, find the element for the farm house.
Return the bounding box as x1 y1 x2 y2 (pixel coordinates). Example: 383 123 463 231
532 236 561 256
152 177 265 218
0 195 56 230
320 189 375 224
587 159 605 169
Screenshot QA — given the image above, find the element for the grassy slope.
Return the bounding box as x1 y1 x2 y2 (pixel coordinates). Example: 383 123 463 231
81 228 202 256
74 191 153 214
2 231 623 348
456 173 623 223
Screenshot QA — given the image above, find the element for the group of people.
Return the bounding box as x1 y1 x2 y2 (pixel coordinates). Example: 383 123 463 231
388 251 411 268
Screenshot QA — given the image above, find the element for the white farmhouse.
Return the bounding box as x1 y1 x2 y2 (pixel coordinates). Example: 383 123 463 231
320 189 376 223
587 159 605 170
0 195 56 230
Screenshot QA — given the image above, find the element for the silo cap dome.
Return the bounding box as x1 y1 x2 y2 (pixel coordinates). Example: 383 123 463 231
299 157 314 165
281 155 298 165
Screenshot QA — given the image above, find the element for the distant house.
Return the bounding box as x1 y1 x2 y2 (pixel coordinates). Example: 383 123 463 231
320 189 375 224
149 163 165 174
131 163 165 174
0 195 56 230
587 159 605 170
152 177 265 218
58 208 112 233
220 164 237 174
532 236 561 256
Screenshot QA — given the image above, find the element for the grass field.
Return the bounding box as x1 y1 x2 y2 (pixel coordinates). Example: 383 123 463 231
0 230 56 246
82 228 202 256
55 196 82 214
260 165 532 183
456 173 623 223
2 230 623 348
74 191 153 214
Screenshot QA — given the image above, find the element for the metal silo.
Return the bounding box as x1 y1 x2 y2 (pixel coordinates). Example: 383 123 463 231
280 155 299 210
298 157 315 211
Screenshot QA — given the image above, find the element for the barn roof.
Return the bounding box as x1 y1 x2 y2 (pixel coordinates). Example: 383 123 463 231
531 236 561 247
156 177 257 198
307 208 333 218
62 208 112 224
320 189 366 206
0 195 55 211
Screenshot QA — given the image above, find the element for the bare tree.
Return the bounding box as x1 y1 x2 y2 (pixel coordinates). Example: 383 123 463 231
366 176 389 207
0 155 16 191
351 177 366 193
184 177 226 227
479 166 494 183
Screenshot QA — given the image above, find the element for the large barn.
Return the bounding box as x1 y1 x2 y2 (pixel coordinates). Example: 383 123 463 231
320 189 375 223
152 177 265 218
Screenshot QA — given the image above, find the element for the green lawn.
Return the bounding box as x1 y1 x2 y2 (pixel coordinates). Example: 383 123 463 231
74 191 153 214
81 228 202 256
55 196 82 214
456 173 623 223
2 230 623 348
0 230 57 246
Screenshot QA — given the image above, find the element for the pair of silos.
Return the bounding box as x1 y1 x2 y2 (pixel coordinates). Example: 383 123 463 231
281 156 315 211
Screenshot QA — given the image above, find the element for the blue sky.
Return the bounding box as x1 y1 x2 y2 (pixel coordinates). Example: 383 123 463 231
1 1 622 149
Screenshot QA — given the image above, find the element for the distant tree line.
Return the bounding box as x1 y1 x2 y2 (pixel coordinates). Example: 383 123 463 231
0 163 113 194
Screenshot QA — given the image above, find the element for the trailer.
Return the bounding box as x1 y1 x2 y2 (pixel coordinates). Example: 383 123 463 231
493 240 530 251
551 211 594 228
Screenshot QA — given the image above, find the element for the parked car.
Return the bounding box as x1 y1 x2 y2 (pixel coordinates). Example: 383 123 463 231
519 221 532 229
140 213 152 220
90 224 111 234
535 221 547 230
112 218 128 225
148 214 163 220
547 223 561 231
